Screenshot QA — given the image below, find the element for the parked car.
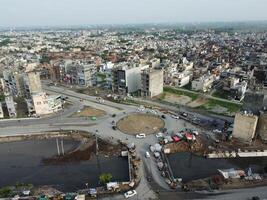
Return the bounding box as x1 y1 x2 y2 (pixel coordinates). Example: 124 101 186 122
161 115 166 119
213 129 222 133
145 151 150 158
156 132 163 138
112 126 117 130
124 190 137 199
171 115 179 119
192 130 199 135
136 133 146 139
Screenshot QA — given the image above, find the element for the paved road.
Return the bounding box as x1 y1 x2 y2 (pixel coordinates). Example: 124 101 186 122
0 85 266 200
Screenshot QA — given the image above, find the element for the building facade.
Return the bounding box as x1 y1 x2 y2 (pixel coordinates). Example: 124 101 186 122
141 69 163 98
232 112 258 142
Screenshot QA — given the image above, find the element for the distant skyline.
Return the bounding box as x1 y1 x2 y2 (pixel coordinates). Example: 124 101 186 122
1 0 267 27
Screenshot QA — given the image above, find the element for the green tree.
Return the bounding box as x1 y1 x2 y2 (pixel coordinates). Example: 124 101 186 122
0 187 12 198
99 173 113 185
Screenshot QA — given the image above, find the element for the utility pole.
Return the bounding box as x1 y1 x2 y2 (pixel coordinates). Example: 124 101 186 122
56 138 60 156
61 139 65 155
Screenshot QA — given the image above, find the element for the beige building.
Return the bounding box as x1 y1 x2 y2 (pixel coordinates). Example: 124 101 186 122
27 71 42 94
233 112 258 142
32 92 62 116
141 69 163 98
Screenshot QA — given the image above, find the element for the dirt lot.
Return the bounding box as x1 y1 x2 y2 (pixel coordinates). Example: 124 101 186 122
117 113 165 135
71 106 106 117
187 97 208 108
164 92 192 105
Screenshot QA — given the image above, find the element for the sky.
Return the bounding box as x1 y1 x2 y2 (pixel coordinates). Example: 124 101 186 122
0 0 267 27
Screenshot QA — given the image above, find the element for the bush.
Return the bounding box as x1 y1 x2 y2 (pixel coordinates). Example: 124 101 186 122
0 187 12 198
99 173 113 185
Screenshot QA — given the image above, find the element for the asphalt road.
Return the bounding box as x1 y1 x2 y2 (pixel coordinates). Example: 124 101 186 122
0 85 266 200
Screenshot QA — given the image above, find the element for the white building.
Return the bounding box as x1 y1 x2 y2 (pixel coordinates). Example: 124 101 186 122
173 73 190 87
192 75 215 92
112 63 149 94
32 92 62 116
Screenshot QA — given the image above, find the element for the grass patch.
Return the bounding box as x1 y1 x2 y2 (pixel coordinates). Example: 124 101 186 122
181 82 192 90
200 99 241 113
212 90 230 99
163 87 199 101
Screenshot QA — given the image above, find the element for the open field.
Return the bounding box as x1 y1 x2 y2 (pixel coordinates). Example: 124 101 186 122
117 113 165 135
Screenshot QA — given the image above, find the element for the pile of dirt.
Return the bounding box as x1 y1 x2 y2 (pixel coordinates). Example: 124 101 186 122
165 137 206 154
117 113 165 135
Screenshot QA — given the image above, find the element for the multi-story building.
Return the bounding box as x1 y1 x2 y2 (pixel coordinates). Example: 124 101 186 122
26 71 43 95
172 72 190 87
5 96 17 118
112 63 149 94
232 112 258 143
77 64 97 87
141 69 163 98
192 74 215 92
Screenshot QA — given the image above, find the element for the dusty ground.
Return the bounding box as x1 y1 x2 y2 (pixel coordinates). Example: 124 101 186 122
117 113 165 135
163 92 192 105
165 137 206 154
71 106 106 117
187 97 208 108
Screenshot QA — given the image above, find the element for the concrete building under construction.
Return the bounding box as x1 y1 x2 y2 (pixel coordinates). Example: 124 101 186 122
232 112 258 143
257 111 267 142
141 69 163 98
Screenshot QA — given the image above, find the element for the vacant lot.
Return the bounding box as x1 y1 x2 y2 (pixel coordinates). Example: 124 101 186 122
72 106 106 117
187 97 208 108
163 92 192 105
117 113 164 135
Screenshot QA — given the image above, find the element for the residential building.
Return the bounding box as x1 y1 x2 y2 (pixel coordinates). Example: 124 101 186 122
141 69 163 98
5 96 17 118
173 73 190 87
112 63 149 94
192 74 215 92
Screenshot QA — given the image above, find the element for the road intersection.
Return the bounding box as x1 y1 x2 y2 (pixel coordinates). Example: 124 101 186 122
0 85 266 200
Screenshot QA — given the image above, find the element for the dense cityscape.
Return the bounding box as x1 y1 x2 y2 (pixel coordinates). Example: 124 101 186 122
1 1 267 200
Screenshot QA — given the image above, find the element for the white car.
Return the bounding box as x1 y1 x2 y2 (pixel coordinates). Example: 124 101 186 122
155 132 163 138
213 129 222 133
145 151 150 158
192 130 199 135
124 190 137 199
171 115 179 119
136 133 146 139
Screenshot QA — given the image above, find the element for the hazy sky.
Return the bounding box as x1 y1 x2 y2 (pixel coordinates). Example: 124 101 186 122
1 0 267 27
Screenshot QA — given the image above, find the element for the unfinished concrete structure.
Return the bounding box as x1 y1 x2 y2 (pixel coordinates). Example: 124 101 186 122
233 112 258 143
141 69 163 98
257 111 267 142
26 71 42 95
